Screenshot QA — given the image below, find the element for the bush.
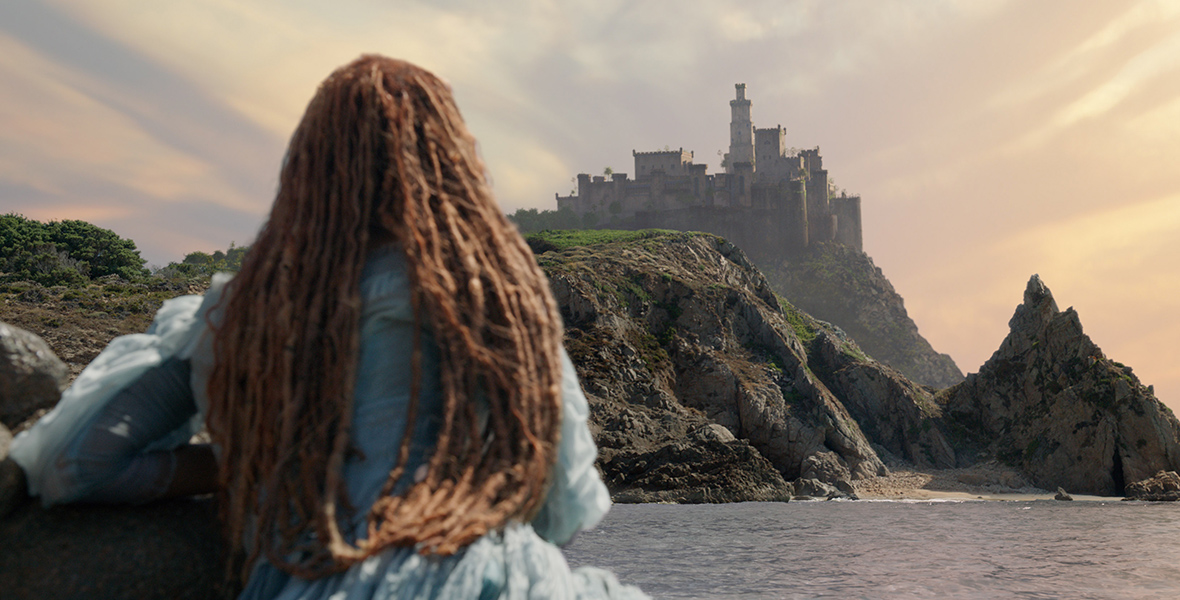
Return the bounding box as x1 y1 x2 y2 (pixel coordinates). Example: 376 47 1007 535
0 214 149 286
155 243 248 281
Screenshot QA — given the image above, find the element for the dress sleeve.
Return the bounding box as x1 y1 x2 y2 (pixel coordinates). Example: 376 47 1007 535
67 357 197 504
530 349 611 545
9 275 228 505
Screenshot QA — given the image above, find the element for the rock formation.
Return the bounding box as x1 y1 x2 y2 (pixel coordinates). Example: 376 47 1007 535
765 242 964 389
805 328 956 470
538 231 887 498
1124 470 1180 501
937 275 1180 496
0 321 69 429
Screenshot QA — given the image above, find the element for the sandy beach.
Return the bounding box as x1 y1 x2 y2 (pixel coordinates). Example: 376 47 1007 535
851 461 1120 502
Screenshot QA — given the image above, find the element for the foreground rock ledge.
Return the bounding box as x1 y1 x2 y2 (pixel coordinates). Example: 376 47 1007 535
0 498 223 599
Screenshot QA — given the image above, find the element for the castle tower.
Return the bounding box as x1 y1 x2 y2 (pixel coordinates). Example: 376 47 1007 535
727 83 754 174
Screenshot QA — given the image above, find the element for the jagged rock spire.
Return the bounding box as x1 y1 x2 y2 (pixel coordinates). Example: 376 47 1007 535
940 275 1180 495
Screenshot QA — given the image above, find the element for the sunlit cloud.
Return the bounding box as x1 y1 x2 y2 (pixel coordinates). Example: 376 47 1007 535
480 138 572 213
0 34 250 208
901 192 1180 387
998 194 1180 276
1053 33 1180 127
718 11 778 42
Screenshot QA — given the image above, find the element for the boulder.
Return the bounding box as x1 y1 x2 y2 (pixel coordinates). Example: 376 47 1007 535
938 275 1180 496
791 477 854 500
1054 487 1073 501
799 450 851 485
1124 470 1180 502
0 321 69 429
834 479 857 497
595 396 794 504
700 423 736 443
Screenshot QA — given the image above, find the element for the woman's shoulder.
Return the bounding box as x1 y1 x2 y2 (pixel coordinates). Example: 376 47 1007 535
359 245 412 315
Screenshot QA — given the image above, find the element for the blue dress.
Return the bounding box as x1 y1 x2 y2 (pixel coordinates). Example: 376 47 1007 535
9 247 647 600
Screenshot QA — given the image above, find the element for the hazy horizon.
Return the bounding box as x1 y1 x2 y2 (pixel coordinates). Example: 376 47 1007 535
2 1 1178 410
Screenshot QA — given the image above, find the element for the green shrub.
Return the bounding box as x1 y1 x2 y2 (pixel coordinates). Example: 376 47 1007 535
156 243 248 281
0 214 148 286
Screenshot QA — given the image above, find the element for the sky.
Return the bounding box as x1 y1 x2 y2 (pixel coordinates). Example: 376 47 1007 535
2 0 1179 410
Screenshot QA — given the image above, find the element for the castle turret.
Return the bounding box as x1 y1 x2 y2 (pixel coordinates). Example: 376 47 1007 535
727 84 754 174
755 125 794 184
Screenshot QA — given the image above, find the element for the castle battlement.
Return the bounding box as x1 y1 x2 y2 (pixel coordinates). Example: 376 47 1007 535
631 148 692 156
554 85 863 255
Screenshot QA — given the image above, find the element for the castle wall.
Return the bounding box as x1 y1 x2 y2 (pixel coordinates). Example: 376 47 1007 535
805 168 830 243
711 173 733 208
831 195 863 251
790 179 809 248
564 173 632 217
733 162 753 207
556 193 577 212
622 206 809 263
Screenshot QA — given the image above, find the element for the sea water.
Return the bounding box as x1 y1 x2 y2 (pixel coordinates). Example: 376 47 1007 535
561 500 1180 599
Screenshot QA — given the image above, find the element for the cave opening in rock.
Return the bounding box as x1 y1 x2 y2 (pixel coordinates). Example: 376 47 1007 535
1112 447 1126 495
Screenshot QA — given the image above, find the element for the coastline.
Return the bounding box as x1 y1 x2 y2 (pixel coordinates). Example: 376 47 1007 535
850 463 1122 502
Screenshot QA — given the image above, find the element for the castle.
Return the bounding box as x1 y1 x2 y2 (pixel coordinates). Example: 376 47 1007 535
554 84 863 256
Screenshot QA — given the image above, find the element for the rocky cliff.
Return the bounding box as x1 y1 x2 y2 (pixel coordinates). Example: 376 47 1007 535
763 242 964 389
534 234 1180 498
530 230 980 498
535 231 887 497
804 327 957 470
937 275 1180 496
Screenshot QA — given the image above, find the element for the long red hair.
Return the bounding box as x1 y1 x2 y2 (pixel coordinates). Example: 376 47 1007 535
205 55 563 583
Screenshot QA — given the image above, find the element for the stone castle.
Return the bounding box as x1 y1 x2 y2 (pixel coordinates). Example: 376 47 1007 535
554 84 863 257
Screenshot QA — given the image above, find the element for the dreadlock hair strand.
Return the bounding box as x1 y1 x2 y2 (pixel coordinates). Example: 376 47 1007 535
205 55 564 588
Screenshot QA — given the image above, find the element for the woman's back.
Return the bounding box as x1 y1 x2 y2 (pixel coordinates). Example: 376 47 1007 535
7 54 648 599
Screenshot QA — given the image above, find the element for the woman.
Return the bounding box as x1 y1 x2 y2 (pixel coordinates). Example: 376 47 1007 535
7 55 646 599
